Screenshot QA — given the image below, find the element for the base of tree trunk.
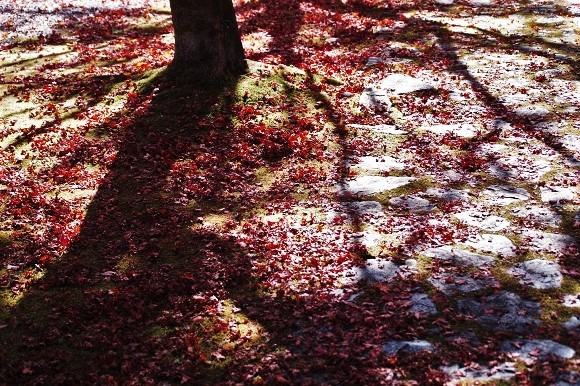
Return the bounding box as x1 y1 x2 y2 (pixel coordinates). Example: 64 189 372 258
169 0 247 81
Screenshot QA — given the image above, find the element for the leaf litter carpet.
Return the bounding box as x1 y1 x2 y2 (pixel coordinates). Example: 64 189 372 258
0 0 579 384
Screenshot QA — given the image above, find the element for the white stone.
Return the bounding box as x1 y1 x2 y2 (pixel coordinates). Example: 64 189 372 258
378 74 436 95
423 245 495 266
559 134 580 152
424 124 478 138
501 339 575 360
469 0 491 5
352 231 382 250
435 0 454 4
515 105 550 119
511 206 562 228
359 87 391 109
348 156 405 171
338 176 415 196
508 259 562 289
489 157 551 182
346 124 407 135
482 185 530 205
563 294 580 308
540 186 576 203
454 210 510 231
426 188 470 202
520 229 576 254
463 234 516 257
389 195 434 212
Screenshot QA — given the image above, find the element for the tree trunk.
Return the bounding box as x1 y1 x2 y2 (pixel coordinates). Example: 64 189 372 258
169 0 247 79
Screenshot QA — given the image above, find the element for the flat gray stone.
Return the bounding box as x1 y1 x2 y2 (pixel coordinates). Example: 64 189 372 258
426 188 470 202
352 231 382 250
382 340 434 355
463 234 516 257
355 258 400 283
515 105 550 119
423 245 495 266
482 185 530 205
508 259 562 289
501 339 575 360
457 291 541 333
410 293 438 315
442 362 516 383
489 157 551 182
560 134 580 152
339 176 415 196
520 229 576 254
540 186 576 203
348 156 405 171
347 124 407 135
511 206 563 228
389 195 435 212
424 123 478 138
359 87 392 109
430 274 497 295
454 210 510 231
563 294 580 308
342 201 383 215
564 316 580 330
378 74 436 95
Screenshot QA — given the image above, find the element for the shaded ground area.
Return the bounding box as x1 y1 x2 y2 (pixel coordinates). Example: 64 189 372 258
0 0 578 384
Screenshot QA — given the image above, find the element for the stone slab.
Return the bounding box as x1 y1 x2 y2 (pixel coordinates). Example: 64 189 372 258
423 245 495 266
501 339 575 360
508 259 562 289
457 291 540 333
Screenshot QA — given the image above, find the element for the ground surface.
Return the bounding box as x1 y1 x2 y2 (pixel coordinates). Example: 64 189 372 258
0 0 578 384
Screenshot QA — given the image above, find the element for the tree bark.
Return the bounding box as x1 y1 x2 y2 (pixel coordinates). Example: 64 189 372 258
169 0 247 79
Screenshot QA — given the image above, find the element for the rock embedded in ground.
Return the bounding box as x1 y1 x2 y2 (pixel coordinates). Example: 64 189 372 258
515 105 550 119
348 156 405 171
359 87 392 109
342 201 383 216
501 339 575 360
347 124 408 135
454 210 510 231
482 185 531 205
508 259 562 289
378 74 436 95
389 195 434 212
426 187 470 202
409 293 438 315
422 245 495 266
564 316 580 330
511 206 563 228
338 176 415 196
442 362 517 383
355 258 400 283
489 156 551 182
463 234 516 257
351 230 382 250
424 123 478 138
382 340 435 355
540 186 576 203
457 291 541 333
520 229 576 254
563 294 580 308
429 273 497 295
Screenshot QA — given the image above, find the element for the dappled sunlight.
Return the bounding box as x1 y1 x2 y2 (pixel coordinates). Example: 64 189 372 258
1 0 579 384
